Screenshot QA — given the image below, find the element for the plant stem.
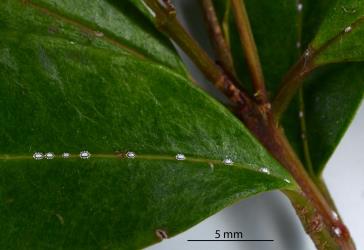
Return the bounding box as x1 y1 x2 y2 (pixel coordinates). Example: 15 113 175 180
234 95 354 250
201 0 235 77
272 48 316 119
284 190 349 250
144 0 254 108
144 0 220 83
231 0 268 104
298 88 316 176
144 1 355 249
315 176 339 211
221 1 231 47
259 120 355 250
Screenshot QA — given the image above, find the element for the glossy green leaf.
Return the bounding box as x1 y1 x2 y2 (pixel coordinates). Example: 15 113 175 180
311 0 364 65
302 63 364 173
301 0 331 48
0 0 294 249
213 0 297 94
213 0 364 175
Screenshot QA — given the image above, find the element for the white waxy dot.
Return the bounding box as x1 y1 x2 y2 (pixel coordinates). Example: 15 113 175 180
95 31 104 37
296 41 301 48
45 152 55 160
284 179 291 184
33 152 44 160
297 3 303 12
176 153 186 161
299 111 304 118
332 227 342 237
332 211 339 221
259 167 270 174
126 151 136 159
344 26 352 33
223 158 233 166
304 49 310 57
80 151 91 159
62 152 70 159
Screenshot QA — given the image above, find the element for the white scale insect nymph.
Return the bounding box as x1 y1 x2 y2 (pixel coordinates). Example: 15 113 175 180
62 152 71 159
259 167 270 174
45 152 55 160
80 151 91 159
126 151 136 159
33 152 44 160
332 227 342 237
223 158 233 166
176 153 186 161
344 26 352 33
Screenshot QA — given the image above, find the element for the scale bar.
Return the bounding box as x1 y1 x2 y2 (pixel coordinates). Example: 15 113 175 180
187 240 274 242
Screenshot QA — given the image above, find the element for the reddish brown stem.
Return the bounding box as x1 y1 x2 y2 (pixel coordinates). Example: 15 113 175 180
144 0 251 105
284 190 350 250
233 104 354 249
201 0 235 77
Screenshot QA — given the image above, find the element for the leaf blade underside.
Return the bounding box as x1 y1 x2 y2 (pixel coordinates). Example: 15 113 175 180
0 0 293 249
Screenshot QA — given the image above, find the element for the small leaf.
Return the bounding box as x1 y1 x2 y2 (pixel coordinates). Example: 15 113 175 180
0 0 293 249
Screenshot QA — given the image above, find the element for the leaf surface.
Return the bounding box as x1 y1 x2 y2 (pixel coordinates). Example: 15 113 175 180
302 63 364 173
0 0 293 249
311 0 364 65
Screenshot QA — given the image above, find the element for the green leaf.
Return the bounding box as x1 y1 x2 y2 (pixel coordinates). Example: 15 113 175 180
302 63 364 174
301 0 331 48
310 0 364 65
299 0 364 173
0 0 294 249
213 0 364 175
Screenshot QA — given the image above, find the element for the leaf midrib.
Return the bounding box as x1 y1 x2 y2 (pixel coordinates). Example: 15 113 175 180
312 15 364 63
0 152 291 180
7 1 296 185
